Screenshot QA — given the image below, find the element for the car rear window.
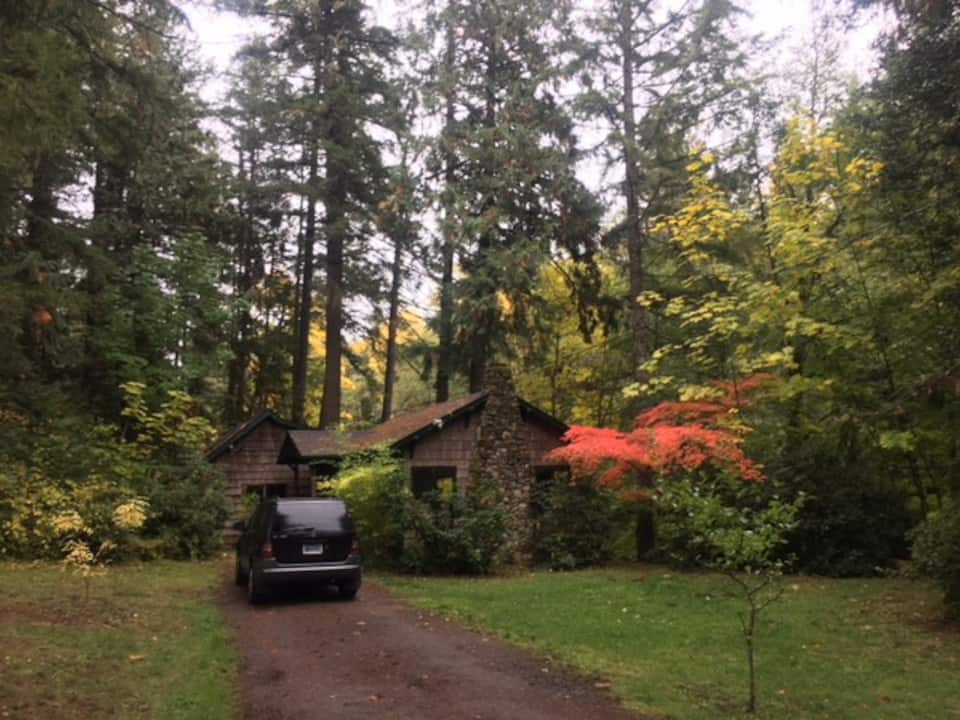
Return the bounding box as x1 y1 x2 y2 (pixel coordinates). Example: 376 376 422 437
272 502 353 534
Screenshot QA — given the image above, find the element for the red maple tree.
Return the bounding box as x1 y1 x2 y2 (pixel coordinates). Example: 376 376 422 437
546 376 770 497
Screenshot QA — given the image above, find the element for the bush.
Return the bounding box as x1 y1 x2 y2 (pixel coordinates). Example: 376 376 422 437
110 384 227 559
0 383 226 561
0 465 145 561
655 473 778 568
656 470 802 714
534 474 623 570
323 449 409 570
911 498 960 615
786 482 912 577
400 492 505 575
324 449 504 575
135 457 228 559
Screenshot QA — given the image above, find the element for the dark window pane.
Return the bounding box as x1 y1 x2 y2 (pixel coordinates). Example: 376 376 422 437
272 501 353 534
411 467 457 498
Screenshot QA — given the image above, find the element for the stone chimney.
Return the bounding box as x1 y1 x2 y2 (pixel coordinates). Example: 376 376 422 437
468 363 533 564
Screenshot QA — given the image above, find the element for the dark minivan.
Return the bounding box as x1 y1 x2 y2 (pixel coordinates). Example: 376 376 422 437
234 498 361 603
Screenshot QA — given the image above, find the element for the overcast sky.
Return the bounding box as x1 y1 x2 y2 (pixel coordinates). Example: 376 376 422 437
176 0 888 321
182 0 887 106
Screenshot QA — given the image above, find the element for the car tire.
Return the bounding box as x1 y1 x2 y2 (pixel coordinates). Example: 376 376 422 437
234 555 247 586
340 585 358 601
247 564 267 604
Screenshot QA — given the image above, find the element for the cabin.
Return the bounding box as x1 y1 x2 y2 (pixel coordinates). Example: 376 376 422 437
277 392 567 494
206 410 313 532
208 365 569 552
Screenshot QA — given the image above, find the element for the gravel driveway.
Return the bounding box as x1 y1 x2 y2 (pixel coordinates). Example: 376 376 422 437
219 577 639 720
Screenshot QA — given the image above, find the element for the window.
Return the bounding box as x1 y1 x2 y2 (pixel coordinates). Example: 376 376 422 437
273 501 351 534
411 466 457 499
245 483 288 500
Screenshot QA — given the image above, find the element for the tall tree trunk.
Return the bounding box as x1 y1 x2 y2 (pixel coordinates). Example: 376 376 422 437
468 12 499 393
228 309 252 421
227 146 256 423
436 19 457 402
23 155 58 371
88 126 139 418
467 241 493 393
292 97 319 424
381 238 403 422
619 4 655 555
619 1 648 386
319 59 349 430
27 157 57 249
319 188 345 429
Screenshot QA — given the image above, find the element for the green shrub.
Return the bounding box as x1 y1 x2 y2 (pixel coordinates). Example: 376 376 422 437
656 473 762 568
534 474 623 570
322 448 505 575
786 482 912 577
0 465 145 560
656 470 803 713
911 498 960 615
323 449 410 570
0 383 226 561
135 457 228 559
400 492 505 575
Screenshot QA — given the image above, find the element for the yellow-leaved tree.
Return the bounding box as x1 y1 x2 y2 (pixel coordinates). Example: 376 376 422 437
644 117 936 577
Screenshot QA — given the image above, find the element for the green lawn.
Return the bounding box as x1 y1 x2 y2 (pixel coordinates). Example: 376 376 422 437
381 567 959 720
0 561 235 720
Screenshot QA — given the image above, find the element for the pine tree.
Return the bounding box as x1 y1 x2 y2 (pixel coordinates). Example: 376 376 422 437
579 0 751 388
1 0 231 421
417 0 600 393
232 0 397 428
220 44 298 424
376 117 422 422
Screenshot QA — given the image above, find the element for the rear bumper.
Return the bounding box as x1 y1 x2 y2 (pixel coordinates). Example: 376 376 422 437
256 561 362 589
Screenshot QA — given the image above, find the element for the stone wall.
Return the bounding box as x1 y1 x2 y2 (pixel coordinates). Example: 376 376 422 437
468 364 534 564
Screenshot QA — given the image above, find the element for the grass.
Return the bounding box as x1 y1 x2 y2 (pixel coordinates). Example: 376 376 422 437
0 561 235 720
380 566 960 720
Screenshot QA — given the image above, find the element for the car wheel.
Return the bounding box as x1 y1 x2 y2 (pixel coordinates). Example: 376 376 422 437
339 585 358 601
234 555 247 586
247 564 267 604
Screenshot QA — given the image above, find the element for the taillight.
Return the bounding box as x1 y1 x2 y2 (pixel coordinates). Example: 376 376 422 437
261 543 274 559
350 539 360 558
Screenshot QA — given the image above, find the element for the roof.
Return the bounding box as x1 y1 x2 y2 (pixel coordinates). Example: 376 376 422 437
207 410 306 462
276 392 567 464
277 392 485 463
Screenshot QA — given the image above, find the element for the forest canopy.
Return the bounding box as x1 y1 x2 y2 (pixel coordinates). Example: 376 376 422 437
1 0 959 593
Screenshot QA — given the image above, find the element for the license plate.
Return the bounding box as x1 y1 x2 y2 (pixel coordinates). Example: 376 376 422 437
302 543 324 556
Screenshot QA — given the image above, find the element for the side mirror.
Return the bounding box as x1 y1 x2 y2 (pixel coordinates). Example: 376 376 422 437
232 520 247 532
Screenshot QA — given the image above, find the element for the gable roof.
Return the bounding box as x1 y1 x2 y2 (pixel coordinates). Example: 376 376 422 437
276 392 567 464
207 410 305 462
